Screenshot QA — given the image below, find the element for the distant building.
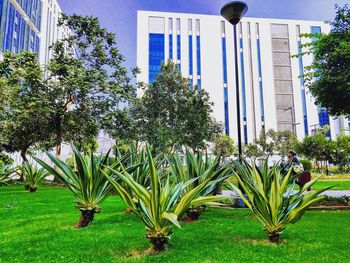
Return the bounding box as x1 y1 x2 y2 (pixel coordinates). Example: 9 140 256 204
137 11 349 143
0 0 70 64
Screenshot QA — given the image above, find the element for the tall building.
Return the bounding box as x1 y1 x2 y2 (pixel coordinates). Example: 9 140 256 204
0 0 69 65
137 11 348 143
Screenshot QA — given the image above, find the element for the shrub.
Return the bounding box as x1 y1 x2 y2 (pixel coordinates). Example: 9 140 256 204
104 145 228 253
19 163 47 192
168 147 231 220
34 146 117 227
0 165 13 186
299 160 312 171
227 161 332 243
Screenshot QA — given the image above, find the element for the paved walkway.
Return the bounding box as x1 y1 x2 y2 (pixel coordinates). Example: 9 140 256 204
222 190 350 198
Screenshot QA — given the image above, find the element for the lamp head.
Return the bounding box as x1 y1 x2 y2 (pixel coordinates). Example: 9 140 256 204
221 1 248 25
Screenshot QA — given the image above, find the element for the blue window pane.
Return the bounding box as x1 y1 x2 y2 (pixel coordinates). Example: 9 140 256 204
318 108 331 137
0 0 3 29
149 33 164 84
240 36 248 144
5 3 15 51
13 11 21 53
222 37 229 135
20 18 26 51
224 87 230 135
257 38 265 127
30 30 35 52
196 36 201 76
177 34 181 71
311 26 321 35
189 35 193 89
298 40 309 135
169 34 173 60
35 34 40 56
222 38 228 84
197 79 201 90
222 37 230 135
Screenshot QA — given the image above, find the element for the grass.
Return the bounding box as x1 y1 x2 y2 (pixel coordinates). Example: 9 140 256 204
313 179 350 190
226 180 350 190
1 185 350 263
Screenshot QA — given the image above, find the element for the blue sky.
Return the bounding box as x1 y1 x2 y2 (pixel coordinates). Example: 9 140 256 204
57 0 348 71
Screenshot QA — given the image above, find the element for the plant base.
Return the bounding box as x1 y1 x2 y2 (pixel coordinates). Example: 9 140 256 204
125 208 133 214
268 233 281 243
149 237 168 253
24 184 37 192
77 210 95 228
182 207 204 221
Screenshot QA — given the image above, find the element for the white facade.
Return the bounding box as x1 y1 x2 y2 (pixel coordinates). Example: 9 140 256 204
137 11 348 143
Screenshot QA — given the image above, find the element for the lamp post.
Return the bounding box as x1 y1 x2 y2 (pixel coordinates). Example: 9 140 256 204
221 1 248 158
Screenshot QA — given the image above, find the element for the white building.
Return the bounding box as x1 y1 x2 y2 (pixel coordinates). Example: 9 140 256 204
0 0 70 64
137 11 349 143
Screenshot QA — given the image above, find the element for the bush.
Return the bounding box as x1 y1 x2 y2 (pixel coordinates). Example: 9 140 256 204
19 163 47 192
300 160 312 171
0 153 14 166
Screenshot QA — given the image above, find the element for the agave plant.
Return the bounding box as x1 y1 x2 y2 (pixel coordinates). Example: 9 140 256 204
117 145 168 213
34 146 116 227
104 145 228 252
227 161 333 243
0 165 13 186
168 148 232 220
19 162 47 192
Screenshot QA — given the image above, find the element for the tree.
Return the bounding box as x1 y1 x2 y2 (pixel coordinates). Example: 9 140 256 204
296 126 335 171
0 52 50 162
301 5 350 116
124 61 221 154
212 134 236 159
273 130 299 157
43 14 135 157
330 134 350 167
243 143 263 161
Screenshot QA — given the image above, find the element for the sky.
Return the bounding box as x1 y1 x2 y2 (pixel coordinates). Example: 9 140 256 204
57 0 348 71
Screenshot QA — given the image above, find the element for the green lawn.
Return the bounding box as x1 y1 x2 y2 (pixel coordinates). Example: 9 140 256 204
313 179 350 190
1 185 349 263
227 180 350 191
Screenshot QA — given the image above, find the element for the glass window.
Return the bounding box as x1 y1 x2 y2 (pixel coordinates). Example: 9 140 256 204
221 21 225 34
272 52 291 65
149 33 165 83
271 24 289 38
188 19 192 33
274 66 292 79
195 19 200 34
271 38 290 51
274 80 293 93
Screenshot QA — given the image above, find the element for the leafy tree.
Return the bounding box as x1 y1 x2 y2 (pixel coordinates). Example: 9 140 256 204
300 5 350 116
330 134 350 167
0 52 50 161
243 143 263 161
212 134 236 159
296 126 335 170
43 14 135 157
273 130 299 157
126 61 221 154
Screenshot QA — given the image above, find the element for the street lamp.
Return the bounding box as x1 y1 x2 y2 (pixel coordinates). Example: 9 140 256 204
221 1 248 158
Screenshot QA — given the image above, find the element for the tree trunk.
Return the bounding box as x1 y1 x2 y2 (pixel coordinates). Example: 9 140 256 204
52 130 62 183
77 210 95 228
149 237 168 253
19 147 29 182
268 233 281 243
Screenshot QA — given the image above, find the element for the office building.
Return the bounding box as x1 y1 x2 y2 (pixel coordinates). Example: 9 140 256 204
137 11 348 143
